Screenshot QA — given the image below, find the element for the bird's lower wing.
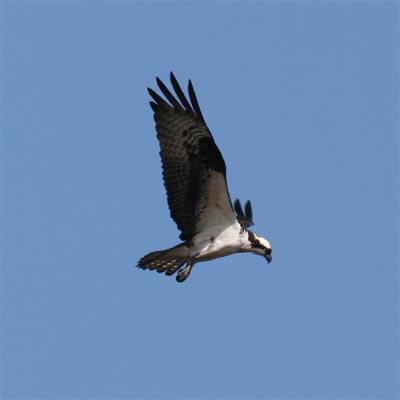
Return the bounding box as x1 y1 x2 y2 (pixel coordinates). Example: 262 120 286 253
194 169 238 235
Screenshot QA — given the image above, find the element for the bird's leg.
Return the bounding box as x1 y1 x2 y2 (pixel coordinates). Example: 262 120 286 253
176 262 193 283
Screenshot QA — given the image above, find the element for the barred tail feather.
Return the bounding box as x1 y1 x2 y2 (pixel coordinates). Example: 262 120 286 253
137 243 189 277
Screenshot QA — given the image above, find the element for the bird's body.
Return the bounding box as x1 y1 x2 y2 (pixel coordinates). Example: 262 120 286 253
188 223 247 265
137 73 272 282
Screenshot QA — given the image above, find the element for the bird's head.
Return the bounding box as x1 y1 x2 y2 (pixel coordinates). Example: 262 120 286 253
248 231 272 263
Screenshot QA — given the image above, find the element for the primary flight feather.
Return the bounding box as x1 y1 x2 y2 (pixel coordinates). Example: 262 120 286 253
137 72 272 282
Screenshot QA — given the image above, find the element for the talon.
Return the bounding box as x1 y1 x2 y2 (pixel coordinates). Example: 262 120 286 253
176 271 187 283
176 264 192 283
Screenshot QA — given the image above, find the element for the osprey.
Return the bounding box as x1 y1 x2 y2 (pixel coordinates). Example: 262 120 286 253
137 73 272 282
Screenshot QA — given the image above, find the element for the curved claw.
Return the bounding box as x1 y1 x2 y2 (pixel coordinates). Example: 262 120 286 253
176 263 192 283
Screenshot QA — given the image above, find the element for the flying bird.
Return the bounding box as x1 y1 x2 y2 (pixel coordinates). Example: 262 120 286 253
137 73 272 282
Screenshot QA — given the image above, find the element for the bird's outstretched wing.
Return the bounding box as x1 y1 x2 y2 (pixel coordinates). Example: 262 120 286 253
234 199 254 228
148 72 237 241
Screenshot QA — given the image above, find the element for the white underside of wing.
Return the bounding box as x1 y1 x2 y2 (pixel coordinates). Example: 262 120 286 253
189 170 251 263
196 170 237 234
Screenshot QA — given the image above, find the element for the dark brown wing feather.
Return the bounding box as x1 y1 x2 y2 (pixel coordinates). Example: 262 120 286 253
148 72 234 240
234 199 254 228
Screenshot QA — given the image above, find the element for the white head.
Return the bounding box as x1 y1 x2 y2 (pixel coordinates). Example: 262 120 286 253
247 231 272 263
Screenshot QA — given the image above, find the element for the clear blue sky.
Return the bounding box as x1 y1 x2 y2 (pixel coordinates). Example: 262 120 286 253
1 2 398 399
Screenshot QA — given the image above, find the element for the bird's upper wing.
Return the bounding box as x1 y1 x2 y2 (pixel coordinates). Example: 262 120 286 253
148 72 237 241
234 199 254 228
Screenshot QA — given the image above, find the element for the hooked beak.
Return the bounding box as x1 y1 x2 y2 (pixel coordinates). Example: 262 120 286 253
266 254 272 263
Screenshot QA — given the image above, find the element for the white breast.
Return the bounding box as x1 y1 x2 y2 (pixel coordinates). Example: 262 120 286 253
190 221 249 263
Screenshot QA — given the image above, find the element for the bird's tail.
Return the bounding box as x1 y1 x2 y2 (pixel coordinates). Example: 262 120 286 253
137 243 189 277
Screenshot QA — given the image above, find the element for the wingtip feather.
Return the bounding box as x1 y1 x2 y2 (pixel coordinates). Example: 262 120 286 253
234 199 244 217
245 200 254 225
